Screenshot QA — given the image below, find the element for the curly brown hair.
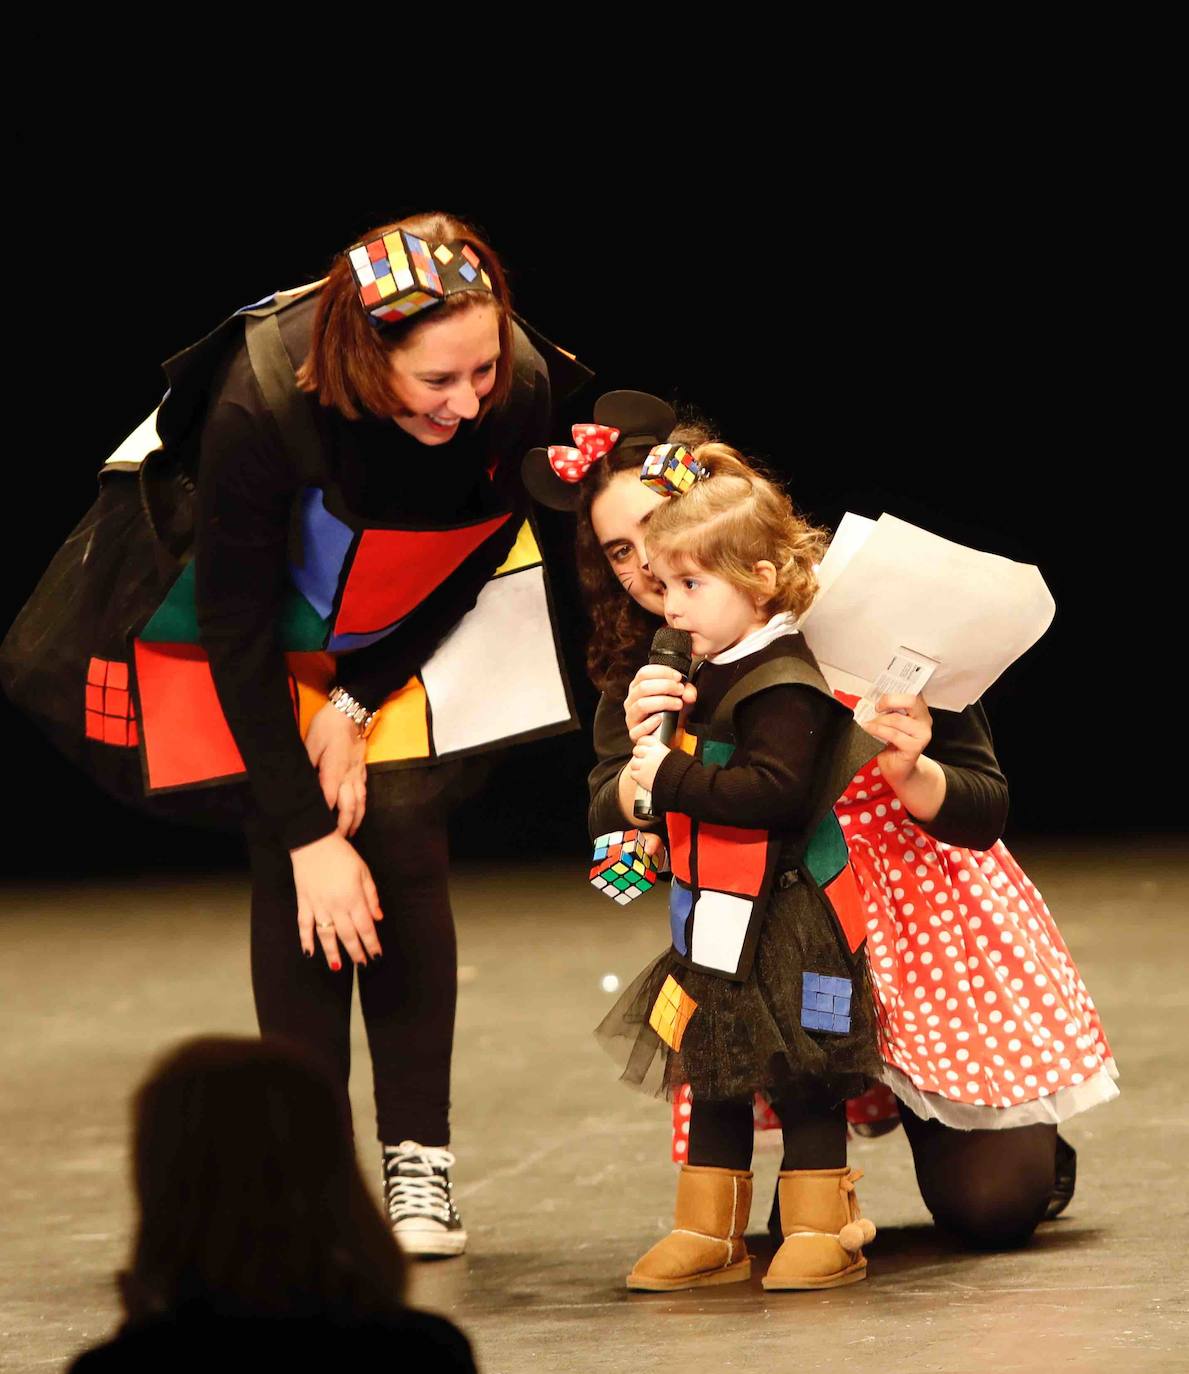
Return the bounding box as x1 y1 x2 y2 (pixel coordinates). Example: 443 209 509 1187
295 211 514 421
575 417 715 697
645 444 828 620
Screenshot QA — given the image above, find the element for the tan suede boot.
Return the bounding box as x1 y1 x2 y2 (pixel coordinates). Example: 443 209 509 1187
626 1164 753 1291
761 1166 876 1291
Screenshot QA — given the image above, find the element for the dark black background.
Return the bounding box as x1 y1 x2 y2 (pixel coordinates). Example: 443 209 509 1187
4 107 1172 876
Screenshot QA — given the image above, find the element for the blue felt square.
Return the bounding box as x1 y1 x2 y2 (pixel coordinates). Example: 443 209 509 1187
803 972 820 994
373 257 390 277
829 1012 852 1033
813 992 833 1012
821 975 852 998
832 994 852 1015
801 1008 832 1032
459 261 477 282
593 845 608 861
669 882 693 957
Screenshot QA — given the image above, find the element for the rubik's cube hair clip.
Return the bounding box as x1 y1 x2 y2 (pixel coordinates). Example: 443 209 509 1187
640 443 709 497
346 231 494 326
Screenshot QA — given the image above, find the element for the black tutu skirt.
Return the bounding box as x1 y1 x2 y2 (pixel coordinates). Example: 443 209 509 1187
596 878 883 1109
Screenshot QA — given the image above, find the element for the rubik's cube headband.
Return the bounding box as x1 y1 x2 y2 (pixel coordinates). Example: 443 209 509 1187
346 231 494 327
640 443 709 497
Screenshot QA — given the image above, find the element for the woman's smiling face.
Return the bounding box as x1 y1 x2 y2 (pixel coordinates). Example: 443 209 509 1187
589 469 667 616
386 303 501 445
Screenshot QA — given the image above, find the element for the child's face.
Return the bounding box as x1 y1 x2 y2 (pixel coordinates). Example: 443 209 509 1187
648 551 768 658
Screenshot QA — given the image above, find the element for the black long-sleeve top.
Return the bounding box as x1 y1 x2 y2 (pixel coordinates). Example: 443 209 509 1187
194 294 549 850
588 649 1009 849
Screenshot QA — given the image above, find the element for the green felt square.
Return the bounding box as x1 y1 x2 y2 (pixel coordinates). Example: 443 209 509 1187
278 589 331 651
805 811 848 888
140 562 200 643
701 738 736 767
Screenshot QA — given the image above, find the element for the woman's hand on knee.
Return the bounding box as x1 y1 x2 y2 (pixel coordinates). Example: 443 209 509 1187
304 702 368 836
289 831 384 970
624 665 696 741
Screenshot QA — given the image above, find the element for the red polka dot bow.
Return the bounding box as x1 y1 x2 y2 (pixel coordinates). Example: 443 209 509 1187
547 423 622 484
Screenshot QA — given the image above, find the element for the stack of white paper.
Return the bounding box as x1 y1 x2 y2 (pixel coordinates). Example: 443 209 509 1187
798 513 1056 711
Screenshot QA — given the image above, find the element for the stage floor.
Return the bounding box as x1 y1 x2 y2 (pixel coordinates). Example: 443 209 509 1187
2 839 1185 1372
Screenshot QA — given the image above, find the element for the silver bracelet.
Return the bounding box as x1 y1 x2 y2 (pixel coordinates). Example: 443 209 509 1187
328 686 379 739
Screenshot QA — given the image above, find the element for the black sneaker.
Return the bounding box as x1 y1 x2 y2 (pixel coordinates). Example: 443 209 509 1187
1044 1134 1077 1220
382 1140 468 1257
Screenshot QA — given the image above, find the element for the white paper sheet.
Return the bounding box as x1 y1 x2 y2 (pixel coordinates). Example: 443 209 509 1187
798 514 1055 711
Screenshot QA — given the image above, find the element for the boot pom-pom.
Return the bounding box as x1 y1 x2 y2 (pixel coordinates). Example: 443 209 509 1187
839 1218 876 1252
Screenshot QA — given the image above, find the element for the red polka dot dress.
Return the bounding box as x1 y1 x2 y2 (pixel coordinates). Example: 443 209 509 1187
834 716 1117 1130
669 697 1118 1157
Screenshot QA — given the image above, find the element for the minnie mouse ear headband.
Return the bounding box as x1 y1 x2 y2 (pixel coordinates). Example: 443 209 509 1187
523 390 685 512
346 230 493 327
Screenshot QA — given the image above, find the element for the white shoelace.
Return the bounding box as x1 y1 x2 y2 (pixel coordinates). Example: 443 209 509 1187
383 1143 457 1223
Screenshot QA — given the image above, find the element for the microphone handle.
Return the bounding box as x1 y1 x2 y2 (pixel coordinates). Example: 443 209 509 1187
633 710 680 823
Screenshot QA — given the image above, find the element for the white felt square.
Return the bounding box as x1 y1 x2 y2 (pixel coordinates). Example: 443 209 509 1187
422 565 572 756
689 890 754 975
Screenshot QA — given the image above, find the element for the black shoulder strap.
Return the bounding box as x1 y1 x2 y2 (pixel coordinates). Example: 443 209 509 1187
243 312 326 489
243 311 329 568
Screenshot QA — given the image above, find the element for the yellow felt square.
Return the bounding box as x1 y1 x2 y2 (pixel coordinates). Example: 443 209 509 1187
494 520 542 575
649 974 697 1052
288 654 430 763
434 244 454 263
672 728 697 757
376 275 396 298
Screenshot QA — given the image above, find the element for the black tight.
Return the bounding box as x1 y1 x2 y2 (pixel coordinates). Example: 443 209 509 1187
901 1103 1057 1250
688 1096 847 1172
247 810 456 1146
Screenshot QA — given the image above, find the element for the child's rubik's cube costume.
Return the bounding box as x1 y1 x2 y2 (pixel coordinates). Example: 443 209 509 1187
596 627 885 1103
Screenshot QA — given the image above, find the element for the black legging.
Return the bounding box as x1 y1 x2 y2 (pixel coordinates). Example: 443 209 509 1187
691 1096 1057 1250
247 809 456 1146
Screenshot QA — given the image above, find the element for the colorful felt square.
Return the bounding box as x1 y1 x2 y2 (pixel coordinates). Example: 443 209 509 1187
419 562 572 757
459 261 477 283
84 657 137 748
669 880 693 955
689 890 753 974
824 861 868 954
665 810 692 884
801 973 852 1034
434 244 454 264
134 641 247 790
331 515 511 639
648 974 697 1052
701 738 735 767
696 822 769 898
461 244 481 269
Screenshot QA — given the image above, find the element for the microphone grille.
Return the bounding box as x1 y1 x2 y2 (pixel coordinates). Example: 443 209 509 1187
648 627 693 673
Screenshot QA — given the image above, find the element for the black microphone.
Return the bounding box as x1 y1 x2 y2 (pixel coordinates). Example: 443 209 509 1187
633 627 693 824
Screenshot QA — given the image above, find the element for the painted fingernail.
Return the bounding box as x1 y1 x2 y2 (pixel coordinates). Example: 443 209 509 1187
331 961 342 972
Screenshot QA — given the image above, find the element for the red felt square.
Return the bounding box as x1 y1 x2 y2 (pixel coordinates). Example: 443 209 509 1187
87 657 107 686
103 714 129 746
107 661 129 690
360 280 381 306
697 822 769 897
333 514 511 635
128 720 139 747
134 641 246 790
86 684 104 711
367 238 386 261
85 710 105 741
825 863 867 954
666 811 692 884
104 687 130 718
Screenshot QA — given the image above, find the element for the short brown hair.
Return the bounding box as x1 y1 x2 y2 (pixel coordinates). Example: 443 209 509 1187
644 443 827 620
296 211 514 421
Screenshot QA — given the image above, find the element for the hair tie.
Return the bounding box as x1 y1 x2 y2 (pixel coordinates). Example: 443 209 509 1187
640 443 709 497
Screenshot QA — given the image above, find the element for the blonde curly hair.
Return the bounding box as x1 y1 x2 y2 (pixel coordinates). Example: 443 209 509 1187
643 444 826 619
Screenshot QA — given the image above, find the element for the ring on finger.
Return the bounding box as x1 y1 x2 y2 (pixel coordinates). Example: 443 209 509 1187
316 920 334 931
